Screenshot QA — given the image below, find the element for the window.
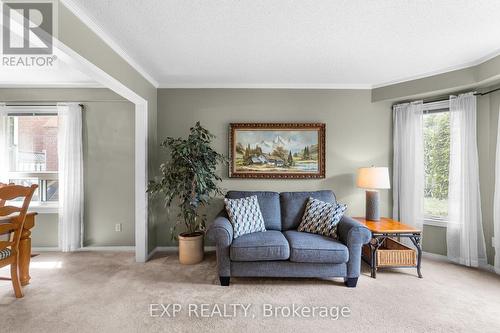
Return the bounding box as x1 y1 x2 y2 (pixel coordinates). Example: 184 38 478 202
6 111 59 205
423 109 450 221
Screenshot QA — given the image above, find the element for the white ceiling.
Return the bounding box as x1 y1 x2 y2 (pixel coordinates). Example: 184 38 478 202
68 0 500 88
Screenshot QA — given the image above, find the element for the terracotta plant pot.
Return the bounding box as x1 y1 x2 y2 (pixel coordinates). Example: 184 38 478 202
178 232 204 264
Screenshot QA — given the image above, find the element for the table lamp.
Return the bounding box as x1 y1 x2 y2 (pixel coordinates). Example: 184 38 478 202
356 167 390 221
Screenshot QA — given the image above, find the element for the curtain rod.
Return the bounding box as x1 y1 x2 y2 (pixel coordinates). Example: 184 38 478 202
422 96 449 103
418 90 498 104
474 87 500 96
5 103 85 107
4 100 127 105
424 88 500 103
423 88 500 103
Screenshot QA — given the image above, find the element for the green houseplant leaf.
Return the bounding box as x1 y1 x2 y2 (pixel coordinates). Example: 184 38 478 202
148 122 226 238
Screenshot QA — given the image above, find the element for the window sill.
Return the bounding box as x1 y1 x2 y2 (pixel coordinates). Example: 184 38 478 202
423 218 448 228
28 203 58 214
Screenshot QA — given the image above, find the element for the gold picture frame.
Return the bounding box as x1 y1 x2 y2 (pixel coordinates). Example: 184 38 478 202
229 123 326 179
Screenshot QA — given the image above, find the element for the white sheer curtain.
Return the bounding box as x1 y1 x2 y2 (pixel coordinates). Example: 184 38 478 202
58 103 84 252
0 103 8 183
393 101 424 231
447 93 486 267
493 105 500 274
0 104 8 244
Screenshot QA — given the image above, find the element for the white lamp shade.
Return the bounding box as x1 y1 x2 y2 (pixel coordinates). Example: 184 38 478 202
357 167 391 189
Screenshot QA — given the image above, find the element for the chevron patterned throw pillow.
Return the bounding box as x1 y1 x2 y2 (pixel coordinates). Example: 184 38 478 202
297 197 347 239
224 195 266 238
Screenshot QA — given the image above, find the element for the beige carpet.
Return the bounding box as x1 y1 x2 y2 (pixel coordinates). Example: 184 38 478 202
1 251 499 333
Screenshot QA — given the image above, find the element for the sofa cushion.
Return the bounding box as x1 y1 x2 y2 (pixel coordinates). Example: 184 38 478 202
226 191 281 230
284 230 348 264
230 230 290 261
280 191 336 230
298 197 347 239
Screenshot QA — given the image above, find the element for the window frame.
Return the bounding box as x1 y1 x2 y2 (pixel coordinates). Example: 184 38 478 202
4 106 59 212
422 101 450 227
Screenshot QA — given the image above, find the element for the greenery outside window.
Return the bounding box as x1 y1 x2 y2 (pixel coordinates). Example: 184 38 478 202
423 108 450 224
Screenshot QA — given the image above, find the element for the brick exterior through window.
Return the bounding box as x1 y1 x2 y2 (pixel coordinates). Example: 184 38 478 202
7 114 59 203
12 116 58 172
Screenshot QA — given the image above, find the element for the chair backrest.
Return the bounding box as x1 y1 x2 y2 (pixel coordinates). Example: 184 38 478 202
0 182 15 207
0 184 38 258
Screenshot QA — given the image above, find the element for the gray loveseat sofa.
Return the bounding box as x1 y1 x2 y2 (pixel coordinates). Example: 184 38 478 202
207 190 371 287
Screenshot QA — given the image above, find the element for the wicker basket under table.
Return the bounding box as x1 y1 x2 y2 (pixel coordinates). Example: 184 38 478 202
363 238 417 267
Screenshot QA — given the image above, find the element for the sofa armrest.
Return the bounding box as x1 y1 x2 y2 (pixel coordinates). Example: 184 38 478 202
206 210 233 278
337 215 371 278
206 212 233 246
338 215 371 246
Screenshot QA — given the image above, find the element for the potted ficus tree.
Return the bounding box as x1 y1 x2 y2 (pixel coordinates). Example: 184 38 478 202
148 122 226 264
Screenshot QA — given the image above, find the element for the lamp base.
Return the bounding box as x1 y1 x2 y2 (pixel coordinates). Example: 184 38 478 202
365 190 380 221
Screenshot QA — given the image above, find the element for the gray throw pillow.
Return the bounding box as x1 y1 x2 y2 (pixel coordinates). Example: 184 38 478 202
224 195 266 238
297 197 347 239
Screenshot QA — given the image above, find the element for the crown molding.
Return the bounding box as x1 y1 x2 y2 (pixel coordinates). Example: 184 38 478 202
61 0 159 88
0 82 104 88
158 83 373 89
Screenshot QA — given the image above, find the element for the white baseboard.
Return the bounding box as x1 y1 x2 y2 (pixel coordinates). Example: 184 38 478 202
147 246 216 260
79 246 135 252
422 251 448 261
32 247 60 252
30 247 500 274
154 246 177 252
153 246 215 252
32 246 135 252
423 251 499 275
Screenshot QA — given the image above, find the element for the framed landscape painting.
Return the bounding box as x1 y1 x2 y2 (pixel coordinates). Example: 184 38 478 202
229 123 325 179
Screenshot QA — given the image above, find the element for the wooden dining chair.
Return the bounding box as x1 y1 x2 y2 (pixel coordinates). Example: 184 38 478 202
0 182 10 207
0 184 37 298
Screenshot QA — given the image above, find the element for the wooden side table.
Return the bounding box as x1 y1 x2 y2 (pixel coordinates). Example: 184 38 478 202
353 217 423 279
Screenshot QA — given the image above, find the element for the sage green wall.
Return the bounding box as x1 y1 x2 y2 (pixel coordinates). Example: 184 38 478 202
30 213 58 247
422 225 447 256
372 53 500 102
156 89 393 246
0 88 135 247
82 101 135 246
372 67 477 102
479 87 500 265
